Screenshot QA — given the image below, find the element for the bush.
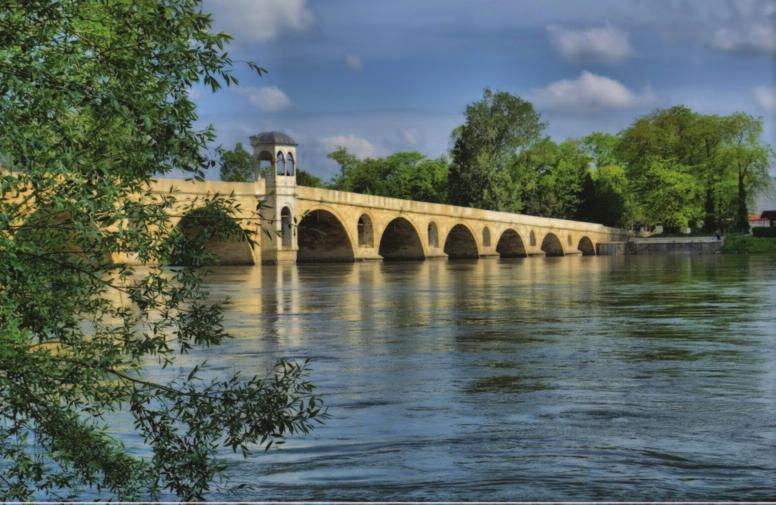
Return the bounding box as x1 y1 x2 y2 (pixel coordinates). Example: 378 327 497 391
752 227 776 238
721 234 776 254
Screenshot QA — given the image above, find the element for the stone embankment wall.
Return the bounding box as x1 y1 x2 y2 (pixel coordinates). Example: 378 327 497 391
623 237 723 255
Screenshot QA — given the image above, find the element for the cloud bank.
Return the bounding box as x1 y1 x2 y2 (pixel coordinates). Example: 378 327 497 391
546 25 633 62
239 86 292 112
531 71 654 112
206 0 314 42
319 134 380 159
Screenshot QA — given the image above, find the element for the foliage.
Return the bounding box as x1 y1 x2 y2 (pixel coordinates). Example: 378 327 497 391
296 169 325 188
720 234 776 254
219 143 258 182
752 227 776 238
329 148 449 203
617 106 774 232
448 88 544 211
577 163 636 227
512 138 589 219
0 0 322 500
165 198 253 266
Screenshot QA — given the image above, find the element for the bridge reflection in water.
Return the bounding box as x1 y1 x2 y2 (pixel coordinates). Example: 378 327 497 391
125 255 776 501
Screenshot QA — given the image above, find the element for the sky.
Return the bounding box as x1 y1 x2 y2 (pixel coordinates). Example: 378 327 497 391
190 0 776 209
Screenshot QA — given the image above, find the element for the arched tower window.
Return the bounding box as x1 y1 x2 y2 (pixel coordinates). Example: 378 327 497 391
257 150 273 179
276 152 285 176
428 222 439 248
530 230 536 246
286 152 295 176
280 207 292 248
483 226 491 247
357 214 373 248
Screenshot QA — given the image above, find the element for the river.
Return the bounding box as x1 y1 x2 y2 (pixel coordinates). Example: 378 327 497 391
132 254 776 500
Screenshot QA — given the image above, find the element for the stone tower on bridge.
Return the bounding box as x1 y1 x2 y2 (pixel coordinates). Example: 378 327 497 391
250 131 298 264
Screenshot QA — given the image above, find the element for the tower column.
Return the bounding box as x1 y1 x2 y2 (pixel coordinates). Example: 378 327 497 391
250 131 299 264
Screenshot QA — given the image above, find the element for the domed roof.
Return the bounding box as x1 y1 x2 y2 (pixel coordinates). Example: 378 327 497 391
250 131 297 146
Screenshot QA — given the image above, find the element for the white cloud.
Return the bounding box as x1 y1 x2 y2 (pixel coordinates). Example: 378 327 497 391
708 0 776 55
206 0 314 42
401 129 418 146
319 134 380 159
345 53 363 71
546 25 633 62
239 85 292 112
711 24 776 55
754 86 776 112
530 71 654 112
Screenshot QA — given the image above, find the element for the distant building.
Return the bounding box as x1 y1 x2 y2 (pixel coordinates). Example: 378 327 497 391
750 214 769 228
760 210 776 227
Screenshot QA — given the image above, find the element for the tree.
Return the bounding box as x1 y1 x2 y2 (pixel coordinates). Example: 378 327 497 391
0 1 323 500
617 107 774 232
718 113 774 232
511 138 589 219
219 142 258 182
296 169 325 188
328 148 449 203
448 89 544 211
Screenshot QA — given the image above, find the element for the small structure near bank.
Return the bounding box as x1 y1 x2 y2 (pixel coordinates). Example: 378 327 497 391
758 210 776 228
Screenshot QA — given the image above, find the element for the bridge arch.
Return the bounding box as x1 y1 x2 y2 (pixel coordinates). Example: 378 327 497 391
357 213 374 248
496 229 527 258
541 232 564 257
170 206 254 265
444 224 479 259
379 217 425 260
297 208 355 262
578 236 596 256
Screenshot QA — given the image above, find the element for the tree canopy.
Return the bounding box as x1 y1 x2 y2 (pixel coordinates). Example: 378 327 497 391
219 142 259 182
448 88 545 212
328 148 449 203
0 1 322 500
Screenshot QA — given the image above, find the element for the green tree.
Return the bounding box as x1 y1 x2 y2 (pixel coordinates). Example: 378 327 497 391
718 113 774 232
219 142 258 182
448 89 544 211
512 138 589 219
328 149 449 203
296 168 325 188
0 1 322 500
577 164 636 227
617 106 773 232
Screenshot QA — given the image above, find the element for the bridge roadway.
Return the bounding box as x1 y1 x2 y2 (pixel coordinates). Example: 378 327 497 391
131 177 628 265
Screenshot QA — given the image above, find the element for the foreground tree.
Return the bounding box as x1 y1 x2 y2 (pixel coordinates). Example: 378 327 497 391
448 89 544 211
0 1 323 500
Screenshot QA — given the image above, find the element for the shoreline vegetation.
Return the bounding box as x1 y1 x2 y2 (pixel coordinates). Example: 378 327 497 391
720 234 776 254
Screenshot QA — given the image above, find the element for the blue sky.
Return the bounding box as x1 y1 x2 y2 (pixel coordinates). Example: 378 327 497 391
192 0 776 207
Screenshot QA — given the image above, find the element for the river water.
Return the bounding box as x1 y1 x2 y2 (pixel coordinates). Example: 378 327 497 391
138 255 776 500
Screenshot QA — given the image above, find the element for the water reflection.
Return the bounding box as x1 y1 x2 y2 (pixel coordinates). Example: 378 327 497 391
133 255 776 500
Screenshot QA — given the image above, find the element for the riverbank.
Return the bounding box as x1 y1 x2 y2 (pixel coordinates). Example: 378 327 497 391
624 236 723 255
720 234 776 254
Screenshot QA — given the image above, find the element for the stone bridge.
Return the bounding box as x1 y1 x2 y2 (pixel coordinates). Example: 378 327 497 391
133 132 627 265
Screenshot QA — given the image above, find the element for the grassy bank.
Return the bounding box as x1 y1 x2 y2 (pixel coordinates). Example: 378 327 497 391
720 234 776 254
